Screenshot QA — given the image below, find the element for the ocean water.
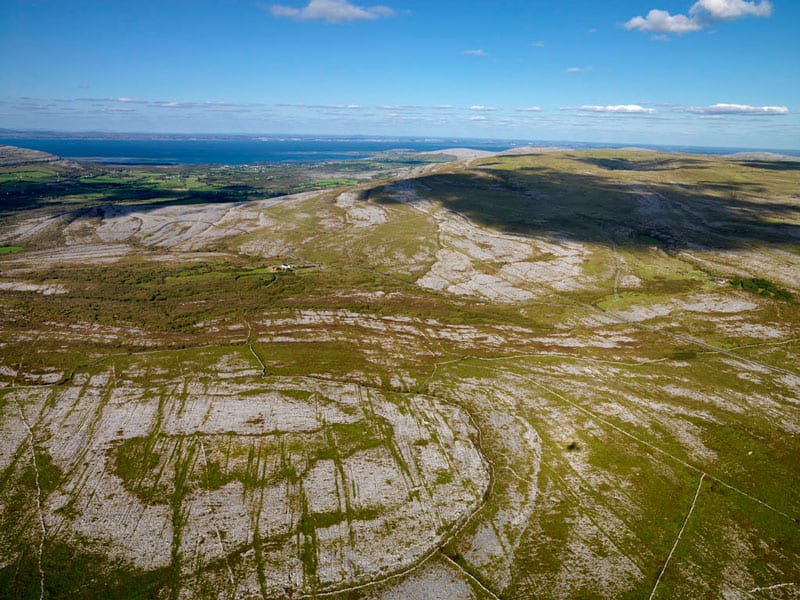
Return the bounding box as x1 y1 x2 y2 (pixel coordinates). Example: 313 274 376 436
0 136 520 165
1 135 797 165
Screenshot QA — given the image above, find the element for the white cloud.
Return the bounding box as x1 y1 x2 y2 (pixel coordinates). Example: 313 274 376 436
687 103 788 115
462 49 487 57
626 0 772 35
470 116 488 121
321 103 366 110
531 41 545 47
690 0 772 20
276 102 365 110
566 66 593 73
563 105 657 114
379 104 418 111
153 101 213 109
269 0 394 23
625 9 702 34
470 105 497 111
517 106 543 112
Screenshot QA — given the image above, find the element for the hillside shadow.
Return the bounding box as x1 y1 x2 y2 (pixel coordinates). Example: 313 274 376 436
735 160 800 172
574 156 709 172
0 178 274 216
371 164 800 251
4 154 798 254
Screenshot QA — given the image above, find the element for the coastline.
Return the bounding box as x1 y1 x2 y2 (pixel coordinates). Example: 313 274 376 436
1 133 798 166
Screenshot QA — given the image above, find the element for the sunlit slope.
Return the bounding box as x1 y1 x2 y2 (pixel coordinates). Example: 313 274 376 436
1 149 798 599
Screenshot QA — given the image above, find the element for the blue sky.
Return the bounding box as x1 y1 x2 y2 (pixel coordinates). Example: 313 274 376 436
1 0 799 148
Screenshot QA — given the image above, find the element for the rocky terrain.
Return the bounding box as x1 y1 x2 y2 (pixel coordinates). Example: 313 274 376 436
0 146 798 598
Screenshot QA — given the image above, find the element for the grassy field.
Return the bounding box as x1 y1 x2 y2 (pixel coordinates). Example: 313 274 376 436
0 146 798 599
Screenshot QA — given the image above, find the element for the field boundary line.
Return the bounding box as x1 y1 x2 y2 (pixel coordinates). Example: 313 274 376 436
648 472 705 600
16 400 47 600
439 551 501 600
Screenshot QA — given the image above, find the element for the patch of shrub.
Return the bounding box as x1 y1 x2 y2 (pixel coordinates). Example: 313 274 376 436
730 278 793 301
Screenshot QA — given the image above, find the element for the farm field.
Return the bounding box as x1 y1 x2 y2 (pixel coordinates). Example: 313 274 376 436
0 144 798 599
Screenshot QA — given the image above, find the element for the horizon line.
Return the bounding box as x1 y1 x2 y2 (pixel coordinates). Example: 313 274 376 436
1 128 799 155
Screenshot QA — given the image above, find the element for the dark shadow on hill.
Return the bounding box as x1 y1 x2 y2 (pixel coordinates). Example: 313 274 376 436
0 178 280 216
369 164 800 252
574 156 710 172
734 160 800 172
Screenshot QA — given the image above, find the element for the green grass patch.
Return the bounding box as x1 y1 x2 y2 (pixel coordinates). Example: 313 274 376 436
22 449 62 494
113 436 168 505
291 178 359 192
299 493 319 588
330 420 385 457
0 539 170 600
199 460 232 491
668 350 698 360
730 277 793 301
0 170 54 183
433 468 454 485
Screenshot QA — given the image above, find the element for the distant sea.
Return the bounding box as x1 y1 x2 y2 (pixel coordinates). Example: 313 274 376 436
1 134 798 165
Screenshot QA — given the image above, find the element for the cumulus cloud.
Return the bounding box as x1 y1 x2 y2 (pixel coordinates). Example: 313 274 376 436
566 67 593 73
531 41 545 47
470 105 497 111
562 105 657 114
462 49 487 57
626 0 772 35
269 0 394 23
517 106 543 112
687 103 788 115
690 0 772 20
625 9 702 33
